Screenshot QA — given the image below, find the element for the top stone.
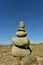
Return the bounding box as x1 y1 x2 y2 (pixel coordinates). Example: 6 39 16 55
19 21 25 28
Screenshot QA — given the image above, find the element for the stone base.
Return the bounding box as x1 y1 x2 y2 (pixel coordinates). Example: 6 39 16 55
11 46 30 57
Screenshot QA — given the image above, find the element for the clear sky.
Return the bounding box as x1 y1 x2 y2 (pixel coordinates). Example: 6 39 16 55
0 0 43 45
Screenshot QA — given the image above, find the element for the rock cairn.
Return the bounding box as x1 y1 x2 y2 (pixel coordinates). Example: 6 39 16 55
11 21 32 57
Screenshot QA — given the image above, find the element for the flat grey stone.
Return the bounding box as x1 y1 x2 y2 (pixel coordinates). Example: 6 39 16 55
16 31 27 37
17 28 25 31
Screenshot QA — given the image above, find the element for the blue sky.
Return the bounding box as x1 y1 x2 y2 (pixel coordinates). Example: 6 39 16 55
0 0 43 45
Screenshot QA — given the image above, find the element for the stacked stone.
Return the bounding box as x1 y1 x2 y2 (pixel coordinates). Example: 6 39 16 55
11 21 31 57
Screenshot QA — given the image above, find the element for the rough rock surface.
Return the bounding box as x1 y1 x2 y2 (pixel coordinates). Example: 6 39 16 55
11 46 30 57
12 37 30 47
